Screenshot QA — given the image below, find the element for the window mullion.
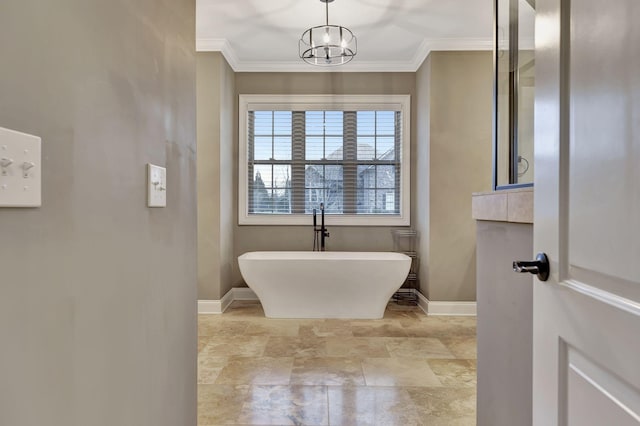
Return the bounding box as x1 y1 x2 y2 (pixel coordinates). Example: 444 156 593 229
343 111 357 214
248 111 255 213
395 111 401 213
374 112 379 211
291 111 306 214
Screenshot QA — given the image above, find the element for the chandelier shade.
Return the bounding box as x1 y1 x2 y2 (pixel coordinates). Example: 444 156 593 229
299 0 357 66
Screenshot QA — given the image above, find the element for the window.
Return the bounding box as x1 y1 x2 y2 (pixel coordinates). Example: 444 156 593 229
239 95 410 226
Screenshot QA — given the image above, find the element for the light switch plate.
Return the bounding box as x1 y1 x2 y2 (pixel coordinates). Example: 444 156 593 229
147 163 166 207
0 127 42 207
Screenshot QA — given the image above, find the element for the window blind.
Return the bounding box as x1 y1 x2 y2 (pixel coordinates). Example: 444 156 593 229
247 109 402 216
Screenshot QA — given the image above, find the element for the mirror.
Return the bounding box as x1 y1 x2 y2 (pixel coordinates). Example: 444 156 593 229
495 0 535 188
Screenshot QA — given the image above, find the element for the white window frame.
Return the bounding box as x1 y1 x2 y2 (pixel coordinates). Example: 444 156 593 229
238 94 411 226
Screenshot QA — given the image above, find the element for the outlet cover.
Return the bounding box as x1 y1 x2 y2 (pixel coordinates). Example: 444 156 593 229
147 163 166 207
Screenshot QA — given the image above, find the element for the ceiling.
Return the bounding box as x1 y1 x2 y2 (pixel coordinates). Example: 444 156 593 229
196 0 494 72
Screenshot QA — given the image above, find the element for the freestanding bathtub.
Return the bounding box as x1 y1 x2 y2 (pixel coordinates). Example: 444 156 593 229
237 251 411 319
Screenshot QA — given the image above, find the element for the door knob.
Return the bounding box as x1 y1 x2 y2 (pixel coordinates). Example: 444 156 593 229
513 252 550 281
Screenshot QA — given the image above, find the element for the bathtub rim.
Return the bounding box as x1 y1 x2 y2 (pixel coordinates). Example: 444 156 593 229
238 251 412 262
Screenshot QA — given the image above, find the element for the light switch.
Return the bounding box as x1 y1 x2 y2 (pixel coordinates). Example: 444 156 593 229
0 127 41 207
147 163 166 207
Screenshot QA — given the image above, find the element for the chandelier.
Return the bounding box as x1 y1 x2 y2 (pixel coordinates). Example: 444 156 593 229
299 0 357 66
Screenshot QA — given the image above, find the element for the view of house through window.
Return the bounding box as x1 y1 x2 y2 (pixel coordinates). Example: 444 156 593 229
248 110 401 215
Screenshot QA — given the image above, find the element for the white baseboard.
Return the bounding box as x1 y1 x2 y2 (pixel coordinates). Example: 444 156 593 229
415 290 430 315
233 287 258 301
198 287 258 314
198 287 475 316
197 299 223 314
412 289 476 316
220 288 235 313
426 300 477 316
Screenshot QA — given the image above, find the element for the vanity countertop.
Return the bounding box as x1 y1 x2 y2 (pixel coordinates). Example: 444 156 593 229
472 187 533 224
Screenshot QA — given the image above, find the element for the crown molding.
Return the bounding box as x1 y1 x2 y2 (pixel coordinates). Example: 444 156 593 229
196 38 240 70
196 37 492 73
411 37 494 70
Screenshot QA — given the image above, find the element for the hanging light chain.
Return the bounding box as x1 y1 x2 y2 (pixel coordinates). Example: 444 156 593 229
325 0 329 26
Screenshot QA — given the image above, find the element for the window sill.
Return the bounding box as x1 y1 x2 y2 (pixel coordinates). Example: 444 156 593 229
239 213 410 227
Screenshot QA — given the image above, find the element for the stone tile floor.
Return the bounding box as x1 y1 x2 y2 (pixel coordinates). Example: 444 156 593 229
198 301 477 426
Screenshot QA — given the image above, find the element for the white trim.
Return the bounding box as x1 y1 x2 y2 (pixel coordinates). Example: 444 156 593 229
197 288 258 314
426 301 477 316
198 287 476 316
233 287 259 301
414 289 476 316
427 37 494 51
198 287 260 314
412 38 494 71
415 290 430 315
410 39 433 72
237 214 410 227
220 288 235 313
240 94 410 111
196 37 492 73
562 279 640 318
197 299 223 314
196 38 240 70
238 94 411 226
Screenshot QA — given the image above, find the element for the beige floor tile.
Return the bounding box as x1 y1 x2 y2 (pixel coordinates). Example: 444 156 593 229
215 357 293 385
244 319 300 337
362 358 442 387
384 337 456 359
198 356 228 384
386 302 422 312
427 359 477 388
198 336 209 353
200 335 269 357
327 386 421 426
197 303 477 426
407 386 476 423
325 337 390 358
198 384 249 425
263 336 328 357
299 319 354 338
383 304 424 320
419 417 476 426
199 317 250 337
351 321 409 337
220 301 265 318
419 315 477 327
441 336 478 359
290 357 365 386
236 385 329 425
403 316 477 338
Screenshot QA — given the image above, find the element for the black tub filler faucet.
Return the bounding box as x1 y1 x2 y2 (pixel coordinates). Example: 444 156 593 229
313 203 330 251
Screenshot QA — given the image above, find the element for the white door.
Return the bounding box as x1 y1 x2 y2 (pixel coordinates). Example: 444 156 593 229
533 0 640 424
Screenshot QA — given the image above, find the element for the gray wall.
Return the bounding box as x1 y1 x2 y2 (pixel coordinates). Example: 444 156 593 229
219 58 235 298
476 221 533 426
232 72 417 286
197 52 235 300
416 51 493 301
0 1 197 425
415 54 432 301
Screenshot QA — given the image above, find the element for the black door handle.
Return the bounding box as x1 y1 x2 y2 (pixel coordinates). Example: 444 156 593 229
513 253 550 281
